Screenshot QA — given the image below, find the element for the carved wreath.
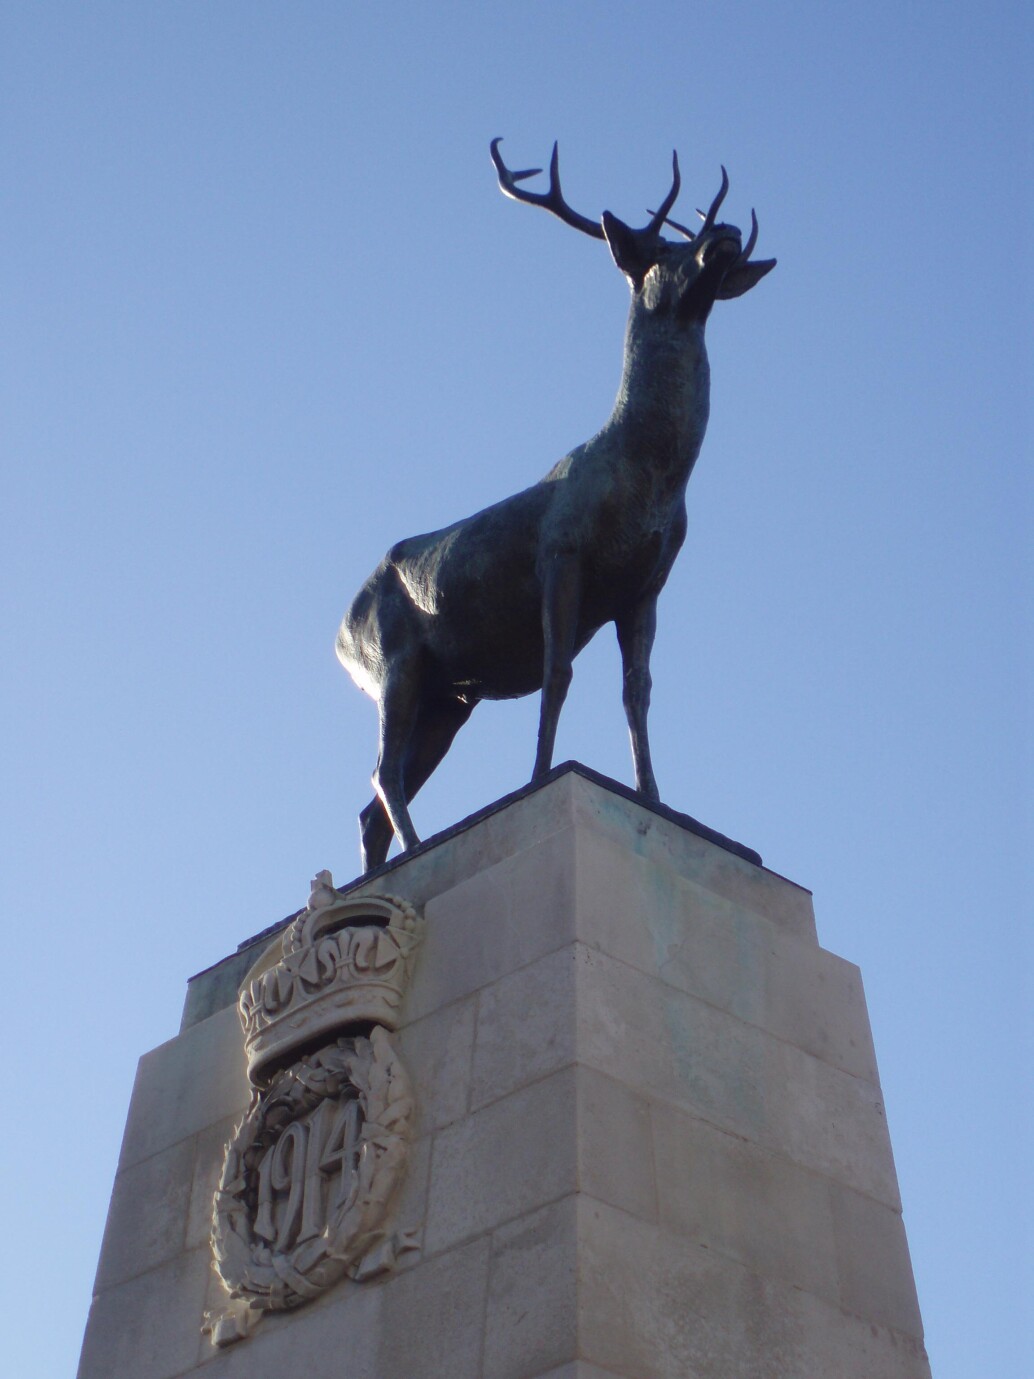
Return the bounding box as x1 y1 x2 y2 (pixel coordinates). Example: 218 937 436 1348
211 1025 414 1314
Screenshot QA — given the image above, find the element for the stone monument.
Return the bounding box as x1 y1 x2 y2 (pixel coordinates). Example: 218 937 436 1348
79 145 931 1378
78 765 931 1378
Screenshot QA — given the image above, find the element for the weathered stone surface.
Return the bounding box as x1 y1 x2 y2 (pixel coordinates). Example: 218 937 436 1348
95 1136 196 1292
651 1103 840 1305
575 1065 658 1224
397 992 478 1133
78 1248 212 1379
119 1005 247 1170
574 942 900 1207
574 824 877 1081
470 943 577 1110
570 773 814 940
425 1068 577 1255
348 770 583 921
577 1196 930 1379
406 826 577 1023
483 1196 578 1379
789 1280 932 1379
830 1181 924 1337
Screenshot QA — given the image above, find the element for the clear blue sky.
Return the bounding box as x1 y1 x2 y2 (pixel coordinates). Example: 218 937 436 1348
2 3 1029 1375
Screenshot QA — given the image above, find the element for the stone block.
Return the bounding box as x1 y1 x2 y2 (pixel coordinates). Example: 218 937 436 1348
576 1196 930 1379
368 1236 491 1379
78 1247 212 1379
651 1103 839 1305
405 826 577 1023
346 770 583 917
119 1004 248 1170
471 944 578 1110
574 940 767 1145
577 1195 783 1379
789 1283 932 1379
763 942 879 1084
575 825 878 1081
569 772 815 940
425 1067 577 1255
575 1065 657 1224
830 1182 924 1337
397 992 478 1133
483 1196 578 1379
95 1135 196 1291
574 943 900 1206
775 1041 900 1210
575 822 773 1006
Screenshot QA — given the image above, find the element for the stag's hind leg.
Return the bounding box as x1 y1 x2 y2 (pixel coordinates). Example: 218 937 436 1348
616 597 660 802
359 693 475 871
358 796 394 874
367 663 423 864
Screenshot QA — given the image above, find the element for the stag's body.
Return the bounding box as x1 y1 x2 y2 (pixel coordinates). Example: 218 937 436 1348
338 142 774 870
344 328 706 697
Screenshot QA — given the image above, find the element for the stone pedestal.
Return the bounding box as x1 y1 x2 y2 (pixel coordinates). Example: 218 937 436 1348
78 764 931 1379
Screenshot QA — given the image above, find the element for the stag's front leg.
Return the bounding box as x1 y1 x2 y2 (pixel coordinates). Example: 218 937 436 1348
616 597 660 802
532 553 581 781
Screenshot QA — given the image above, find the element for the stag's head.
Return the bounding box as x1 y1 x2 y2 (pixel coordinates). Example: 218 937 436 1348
491 140 775 326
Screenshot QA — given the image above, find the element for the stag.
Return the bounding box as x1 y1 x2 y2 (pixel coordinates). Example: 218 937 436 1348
337 139 775 870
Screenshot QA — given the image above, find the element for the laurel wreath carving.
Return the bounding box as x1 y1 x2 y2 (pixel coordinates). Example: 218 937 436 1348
211 1025 414 1314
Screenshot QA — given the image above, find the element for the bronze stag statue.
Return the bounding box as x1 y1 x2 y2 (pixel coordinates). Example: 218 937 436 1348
337 139 775 870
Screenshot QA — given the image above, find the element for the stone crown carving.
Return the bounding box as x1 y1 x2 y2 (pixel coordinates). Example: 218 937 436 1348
238 874 424 1083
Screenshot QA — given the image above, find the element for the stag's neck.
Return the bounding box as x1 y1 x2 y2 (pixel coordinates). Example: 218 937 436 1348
605 315 711 481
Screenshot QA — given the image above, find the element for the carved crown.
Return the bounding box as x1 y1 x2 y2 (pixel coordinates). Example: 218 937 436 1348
238 873 423 1083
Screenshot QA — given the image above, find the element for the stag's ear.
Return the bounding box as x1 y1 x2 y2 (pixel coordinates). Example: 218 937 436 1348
716 257 777 300
602 210 654 287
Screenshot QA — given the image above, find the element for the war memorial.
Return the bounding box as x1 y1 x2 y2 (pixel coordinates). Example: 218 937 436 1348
78 141 931 1379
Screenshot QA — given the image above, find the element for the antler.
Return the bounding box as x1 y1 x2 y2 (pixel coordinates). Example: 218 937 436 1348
642 151 681 240
492 139 681 246
694 165 729 237
738 208 759 263
654 168 761 270
654 167 732 242
491 138 605 240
